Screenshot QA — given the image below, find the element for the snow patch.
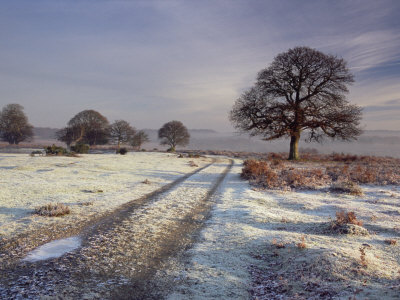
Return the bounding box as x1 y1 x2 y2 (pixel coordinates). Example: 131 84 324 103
23 236 81 262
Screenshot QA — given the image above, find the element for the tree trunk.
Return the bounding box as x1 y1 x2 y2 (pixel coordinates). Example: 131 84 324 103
288 132 300 160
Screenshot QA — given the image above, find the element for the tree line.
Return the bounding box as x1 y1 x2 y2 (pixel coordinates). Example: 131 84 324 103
1 46 362 159
0 105 190 152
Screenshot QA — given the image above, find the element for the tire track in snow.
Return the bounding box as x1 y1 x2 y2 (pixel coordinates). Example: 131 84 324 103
0 157 216 269
0 158 233 299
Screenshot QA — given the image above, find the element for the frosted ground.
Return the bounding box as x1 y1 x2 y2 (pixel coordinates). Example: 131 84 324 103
168 162 400 299
1 152 399 299
0 152 212 239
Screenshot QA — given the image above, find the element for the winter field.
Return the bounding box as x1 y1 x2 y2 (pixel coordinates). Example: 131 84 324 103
0 152 212 240
0 152 400 299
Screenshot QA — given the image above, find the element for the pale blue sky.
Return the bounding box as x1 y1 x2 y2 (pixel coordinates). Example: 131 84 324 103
0 0 399 130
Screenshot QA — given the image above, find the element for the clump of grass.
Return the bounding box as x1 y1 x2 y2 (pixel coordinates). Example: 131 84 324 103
385 239 397 245
359 245 368 267
82 189 103 193
330 181 363 196
116 147 128 155
272 238 286 249
35 203 70 217
297 235 307 249
284 167 327 189
44 144 68 156
188 161 198 167
328 210 368 235
335 210 363 227
242 159 279 188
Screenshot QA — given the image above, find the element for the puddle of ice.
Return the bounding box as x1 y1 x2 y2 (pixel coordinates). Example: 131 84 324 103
22 236 81 262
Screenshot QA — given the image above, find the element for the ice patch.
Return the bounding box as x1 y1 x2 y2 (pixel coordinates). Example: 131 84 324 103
23 236 81 262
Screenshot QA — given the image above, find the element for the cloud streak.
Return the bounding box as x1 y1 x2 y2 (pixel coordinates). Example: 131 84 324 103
0 0 399 131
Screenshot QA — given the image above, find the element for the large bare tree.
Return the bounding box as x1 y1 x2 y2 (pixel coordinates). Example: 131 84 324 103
0 104 33 144
230 46 362 160
158 120 190 152
110 120 136 151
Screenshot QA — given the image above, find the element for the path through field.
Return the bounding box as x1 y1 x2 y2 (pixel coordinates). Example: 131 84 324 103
0 157 234 299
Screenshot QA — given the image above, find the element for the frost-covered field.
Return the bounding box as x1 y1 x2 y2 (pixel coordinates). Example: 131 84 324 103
169 161 400 299
0 152 211 239
1 153 400 299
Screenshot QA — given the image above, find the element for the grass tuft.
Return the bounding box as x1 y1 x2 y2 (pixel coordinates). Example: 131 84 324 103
330 181 363 196
35 203 71 217
297 235 307 249
335 210 363 227
384 239 397 246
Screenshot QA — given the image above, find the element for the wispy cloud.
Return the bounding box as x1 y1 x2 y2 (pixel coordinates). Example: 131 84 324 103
385 99 400 105
364 105 400 112
0 0 399 131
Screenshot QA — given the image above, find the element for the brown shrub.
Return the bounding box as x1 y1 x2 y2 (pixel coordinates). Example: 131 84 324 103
242 154 400 190
384 239 397 245
330 181 363 196
242 160 280 187
297 235 307 249
188 161 198 167
272 238 286 249
335 210 363 227
35 203 71 217
270 159 285 168
267 152 286 160
350 166 377 184
242 159 269 179
285 168 327 188
331 153 359 162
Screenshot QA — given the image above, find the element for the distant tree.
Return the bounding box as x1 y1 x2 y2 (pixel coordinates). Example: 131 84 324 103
230 46 362 160
131 130 150 150
109 120 136 152
57 110 110 146
0 104 33 144
158 120 190 152
55 127 75 148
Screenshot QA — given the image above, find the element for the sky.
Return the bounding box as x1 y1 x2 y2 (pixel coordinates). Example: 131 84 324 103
0 0 399 131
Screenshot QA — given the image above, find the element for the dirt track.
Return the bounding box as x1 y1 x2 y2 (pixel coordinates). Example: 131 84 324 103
0 158 233 299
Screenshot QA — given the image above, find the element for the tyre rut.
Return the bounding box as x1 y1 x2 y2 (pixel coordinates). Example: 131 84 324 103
0 158 233 300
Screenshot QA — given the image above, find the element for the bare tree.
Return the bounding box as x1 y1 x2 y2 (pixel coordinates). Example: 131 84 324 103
130 130 149 150
110 120 136 151
230 46 362 160
0 104 33 144
57 110 110 146
158 120 190 152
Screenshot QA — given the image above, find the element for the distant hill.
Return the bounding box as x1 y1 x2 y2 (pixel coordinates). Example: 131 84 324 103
189 129 217 134
33 127 59 140
29 127 400 158
364 130 400 136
